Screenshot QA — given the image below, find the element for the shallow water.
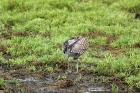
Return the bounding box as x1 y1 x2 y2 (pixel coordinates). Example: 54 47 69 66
4 75 127 93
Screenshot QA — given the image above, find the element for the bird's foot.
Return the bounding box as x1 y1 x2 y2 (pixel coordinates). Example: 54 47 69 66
74 71 79 75
65 70 72 75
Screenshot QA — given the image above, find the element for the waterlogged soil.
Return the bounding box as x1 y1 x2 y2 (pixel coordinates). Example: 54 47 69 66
0 62 131 93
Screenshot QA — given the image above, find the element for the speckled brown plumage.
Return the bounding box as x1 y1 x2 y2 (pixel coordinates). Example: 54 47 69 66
62 36 88 73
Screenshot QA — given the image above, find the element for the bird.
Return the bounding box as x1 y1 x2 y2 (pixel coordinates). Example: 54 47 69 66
62 36 89 73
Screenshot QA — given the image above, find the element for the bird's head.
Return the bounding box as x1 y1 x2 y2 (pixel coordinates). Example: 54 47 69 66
75 36 82 40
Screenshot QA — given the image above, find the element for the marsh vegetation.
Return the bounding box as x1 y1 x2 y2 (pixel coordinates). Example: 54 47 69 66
0 0 140 92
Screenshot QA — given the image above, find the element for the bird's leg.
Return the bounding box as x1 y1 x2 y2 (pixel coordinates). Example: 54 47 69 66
67 57 71 73
76 59 79 74
67 57 70 71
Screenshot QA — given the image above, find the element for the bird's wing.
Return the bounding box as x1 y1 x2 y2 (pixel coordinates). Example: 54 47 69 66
62 38 76 53
71 38 88 54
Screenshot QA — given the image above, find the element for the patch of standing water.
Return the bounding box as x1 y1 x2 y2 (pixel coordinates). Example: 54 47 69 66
88 87 110 92
5 77 56 93
4 77 113 93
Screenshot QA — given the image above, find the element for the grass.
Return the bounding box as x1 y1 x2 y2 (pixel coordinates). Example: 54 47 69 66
0 0 140 91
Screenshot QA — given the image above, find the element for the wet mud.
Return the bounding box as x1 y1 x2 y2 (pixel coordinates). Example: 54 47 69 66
0 62 133 93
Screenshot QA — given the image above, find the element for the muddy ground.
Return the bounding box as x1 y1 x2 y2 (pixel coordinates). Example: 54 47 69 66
0 61 134 93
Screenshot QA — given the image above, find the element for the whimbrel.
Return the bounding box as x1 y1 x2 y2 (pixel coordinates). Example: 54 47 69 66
62 36 89 73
